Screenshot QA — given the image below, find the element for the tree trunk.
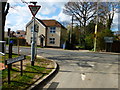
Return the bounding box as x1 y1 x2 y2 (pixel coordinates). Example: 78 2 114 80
0 2 3 53
0 2 9 53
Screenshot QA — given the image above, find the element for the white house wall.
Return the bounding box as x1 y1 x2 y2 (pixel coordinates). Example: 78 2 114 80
47 27 61 47
26 19 46 46
26 25 32 45
36 20 46 46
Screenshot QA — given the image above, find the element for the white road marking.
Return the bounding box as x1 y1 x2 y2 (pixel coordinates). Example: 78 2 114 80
81 73 86 80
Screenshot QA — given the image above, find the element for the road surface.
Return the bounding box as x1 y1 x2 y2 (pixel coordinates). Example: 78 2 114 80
11 46 119 89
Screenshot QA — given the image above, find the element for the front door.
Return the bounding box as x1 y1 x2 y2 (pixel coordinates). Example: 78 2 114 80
39 34 45 47
40 37 44 47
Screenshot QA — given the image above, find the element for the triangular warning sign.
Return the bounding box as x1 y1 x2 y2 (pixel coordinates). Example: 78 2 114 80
29 5 41 16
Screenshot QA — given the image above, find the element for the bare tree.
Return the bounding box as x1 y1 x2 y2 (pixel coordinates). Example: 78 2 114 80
63 0 97 47
63 1 97 30
106 2 118 30
93 2 118 30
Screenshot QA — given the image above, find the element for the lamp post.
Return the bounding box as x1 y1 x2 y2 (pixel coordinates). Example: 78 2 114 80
70 15 74 44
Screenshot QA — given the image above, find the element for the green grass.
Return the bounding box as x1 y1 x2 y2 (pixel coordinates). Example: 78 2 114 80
2 65 49 89
2 56 53 89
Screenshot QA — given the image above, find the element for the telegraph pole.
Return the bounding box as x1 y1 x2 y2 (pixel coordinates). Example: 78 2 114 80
94 1 99 52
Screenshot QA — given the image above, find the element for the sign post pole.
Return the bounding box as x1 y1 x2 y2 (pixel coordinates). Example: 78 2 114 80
28 2 41 66
31 17 35 66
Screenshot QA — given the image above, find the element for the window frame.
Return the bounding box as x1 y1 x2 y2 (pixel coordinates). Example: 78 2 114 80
50 27 56 33
49 38 55 44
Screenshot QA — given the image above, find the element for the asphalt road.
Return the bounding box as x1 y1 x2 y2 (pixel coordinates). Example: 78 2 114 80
11 46 119 89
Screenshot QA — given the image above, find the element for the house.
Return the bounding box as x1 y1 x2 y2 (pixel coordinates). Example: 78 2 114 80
4 31 16 38
114 31 120 39
25 18 67 47
15 30 26 39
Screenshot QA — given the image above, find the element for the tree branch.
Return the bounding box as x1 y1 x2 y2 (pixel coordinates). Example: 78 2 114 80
4 3 10 16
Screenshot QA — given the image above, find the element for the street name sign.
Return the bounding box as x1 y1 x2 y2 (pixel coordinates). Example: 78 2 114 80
28 5 41 16
6 55 26 65
104 37 113 43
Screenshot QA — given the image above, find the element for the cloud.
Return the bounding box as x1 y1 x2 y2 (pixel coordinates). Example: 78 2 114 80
52 10 71 22
40 6 57 15
111 12 118 31
36 4 71 23
5 1 71 32
7 1 119 32
5 3 32 31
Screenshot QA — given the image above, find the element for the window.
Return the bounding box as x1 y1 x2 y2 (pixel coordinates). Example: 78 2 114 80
17 32 20 34
49 38 55 44
20 35 23 37
35 24 39 32
50 27 56 33
31 26 33 32
31 24 39 32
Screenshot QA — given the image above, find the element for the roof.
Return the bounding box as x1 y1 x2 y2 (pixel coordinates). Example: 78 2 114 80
16 30 26 35
37 18 66 29
41 20 61 27
26 18 67 30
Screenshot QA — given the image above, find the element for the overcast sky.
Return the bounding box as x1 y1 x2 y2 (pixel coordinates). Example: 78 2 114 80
5 0 118 31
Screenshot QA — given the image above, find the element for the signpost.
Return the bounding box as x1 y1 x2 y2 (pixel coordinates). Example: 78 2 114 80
104 37 113 52
104 37 113 43
28 2 41 66
5 55 26 84
28 5 41 17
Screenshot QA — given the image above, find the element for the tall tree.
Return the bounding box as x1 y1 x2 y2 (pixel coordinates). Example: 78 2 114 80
63 1 98 48
106 2 118 30
63 1 97 32
96 2 118 29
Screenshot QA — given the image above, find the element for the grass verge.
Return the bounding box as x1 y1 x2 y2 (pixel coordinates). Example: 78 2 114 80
2 56 54 90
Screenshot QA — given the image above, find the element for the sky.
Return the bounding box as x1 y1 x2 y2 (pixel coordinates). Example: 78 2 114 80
5 0 119 32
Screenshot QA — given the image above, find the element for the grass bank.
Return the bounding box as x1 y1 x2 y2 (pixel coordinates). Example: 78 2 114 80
2 56 54 90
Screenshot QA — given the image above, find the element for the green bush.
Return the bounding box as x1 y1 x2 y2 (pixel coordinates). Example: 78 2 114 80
85 34 94 50
97 29 114 50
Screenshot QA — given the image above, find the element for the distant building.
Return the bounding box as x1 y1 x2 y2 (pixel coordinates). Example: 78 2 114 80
4 31 16 38
25 18 67 47
5 30 26 39
114 31 120 39
15 30 26 39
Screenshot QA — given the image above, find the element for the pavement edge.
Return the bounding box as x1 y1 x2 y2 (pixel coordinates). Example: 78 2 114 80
26 55 59 90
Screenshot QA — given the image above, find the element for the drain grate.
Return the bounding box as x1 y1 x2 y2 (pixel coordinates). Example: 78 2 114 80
47 82 59 90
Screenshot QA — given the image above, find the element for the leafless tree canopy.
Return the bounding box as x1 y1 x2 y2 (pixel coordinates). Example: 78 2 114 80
63 1 97 27
63 1 119 29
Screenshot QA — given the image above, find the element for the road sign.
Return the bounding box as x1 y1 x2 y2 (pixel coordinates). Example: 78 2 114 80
28 5 41 16
6 55 26 65
104 37 113 43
